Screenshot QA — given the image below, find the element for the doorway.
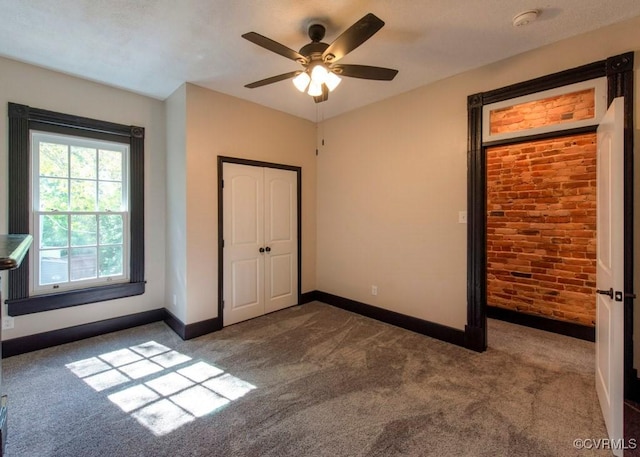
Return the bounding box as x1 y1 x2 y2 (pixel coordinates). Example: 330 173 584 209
466 51 636 449
217 157 302 326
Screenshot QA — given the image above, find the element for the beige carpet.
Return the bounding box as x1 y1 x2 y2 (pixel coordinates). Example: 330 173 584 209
3 302 608 456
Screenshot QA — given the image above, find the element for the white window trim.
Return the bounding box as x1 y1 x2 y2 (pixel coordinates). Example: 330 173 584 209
30 130 131 295
482 77 608 143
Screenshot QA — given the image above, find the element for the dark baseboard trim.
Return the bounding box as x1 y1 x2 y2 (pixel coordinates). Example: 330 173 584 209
487 305 595 342
630 369 640 403
316 291 466 347
300 291 317 304
163 308 221 340
2 308 165 358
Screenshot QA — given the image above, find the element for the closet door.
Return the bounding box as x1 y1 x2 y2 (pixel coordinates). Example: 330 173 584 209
264 167 298 313
223 163 265 326
222 162 298 326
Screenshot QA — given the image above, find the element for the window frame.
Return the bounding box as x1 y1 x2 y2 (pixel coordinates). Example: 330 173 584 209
7 103 145 316
31 130 131 294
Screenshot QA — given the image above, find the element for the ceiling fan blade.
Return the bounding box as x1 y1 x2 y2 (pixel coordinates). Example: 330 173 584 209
333 64 398 81
313 84 329 103
245 71 300 89
322 13 385 63
242 32 307 63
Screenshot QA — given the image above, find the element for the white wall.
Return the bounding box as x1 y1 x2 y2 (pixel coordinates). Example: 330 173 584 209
0 57 167 339
317 15 640 350
164 83 317 325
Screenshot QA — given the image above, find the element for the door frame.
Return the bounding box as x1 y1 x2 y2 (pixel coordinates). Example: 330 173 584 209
217 156 302 327
465 53 636 398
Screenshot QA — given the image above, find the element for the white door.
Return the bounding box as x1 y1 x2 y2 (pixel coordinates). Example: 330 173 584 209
264 168 298 314
595 97 624 456
223 163 298 326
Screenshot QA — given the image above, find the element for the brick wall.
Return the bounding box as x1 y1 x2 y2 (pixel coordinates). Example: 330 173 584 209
486 133 597 326
490 88 595 135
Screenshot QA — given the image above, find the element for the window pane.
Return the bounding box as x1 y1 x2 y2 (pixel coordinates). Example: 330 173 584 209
39 178 68 211
99 149 123 181
39 142 68 178
40 214 68 248
71 215 97 247
70 180 97 211
70 247 97 281
98 182 122 211
71 146 97 179
99 215 123 244
40 249 68 285
99 246 123 277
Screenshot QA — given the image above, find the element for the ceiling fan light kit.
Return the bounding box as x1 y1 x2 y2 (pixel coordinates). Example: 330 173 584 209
242 13 398 103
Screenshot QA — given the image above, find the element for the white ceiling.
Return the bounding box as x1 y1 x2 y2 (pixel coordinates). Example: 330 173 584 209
2 1 639 122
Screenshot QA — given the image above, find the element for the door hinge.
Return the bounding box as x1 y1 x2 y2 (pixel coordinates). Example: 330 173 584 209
222 300 225 309
222 239 225 248
221 179 224 188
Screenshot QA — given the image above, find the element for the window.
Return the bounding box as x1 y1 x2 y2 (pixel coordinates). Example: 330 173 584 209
32 131 129 293
7 103 145 316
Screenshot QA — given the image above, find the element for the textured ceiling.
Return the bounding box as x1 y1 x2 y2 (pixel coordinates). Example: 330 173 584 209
1 1 639 121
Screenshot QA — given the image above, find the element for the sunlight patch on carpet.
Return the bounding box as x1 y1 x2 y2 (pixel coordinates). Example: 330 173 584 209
65 341 256 436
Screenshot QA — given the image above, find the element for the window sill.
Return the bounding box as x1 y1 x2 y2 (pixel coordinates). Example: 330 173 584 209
6 281 145 316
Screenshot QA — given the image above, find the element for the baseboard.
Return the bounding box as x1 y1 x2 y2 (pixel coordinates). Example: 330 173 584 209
2 308 165 358
163 308 221 340
630 369 640 403
316 291 466 347
300 291 317 304
487 305 595 342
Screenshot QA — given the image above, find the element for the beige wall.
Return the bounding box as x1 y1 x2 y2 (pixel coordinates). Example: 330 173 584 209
0 57 167 339
317 14 640 355
164 83 317 324
165 84 188 322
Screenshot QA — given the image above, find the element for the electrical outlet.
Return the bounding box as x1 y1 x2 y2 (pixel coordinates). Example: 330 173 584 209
173 294 177 306
371 285 378 296
2 317 14 330
458 211 468 224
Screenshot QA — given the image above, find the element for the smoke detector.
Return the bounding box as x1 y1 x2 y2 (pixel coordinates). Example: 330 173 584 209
512 10 539 27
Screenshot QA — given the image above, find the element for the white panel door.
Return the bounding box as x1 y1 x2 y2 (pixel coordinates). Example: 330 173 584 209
595 97 624 456
223 163 298 326
223 163 265 326
264 167 298 313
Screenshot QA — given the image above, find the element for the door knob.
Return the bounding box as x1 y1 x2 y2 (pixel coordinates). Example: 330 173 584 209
596 288 613 298
265 246 271 252
259 247 265 253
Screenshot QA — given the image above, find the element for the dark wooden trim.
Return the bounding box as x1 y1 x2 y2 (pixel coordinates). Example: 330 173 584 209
163 308 186 339
482 125 598 148
6 102 145 314
487 305 595 341
8 104 31 300
2 308 164 358
630 369 640 403
605 52 636 400
163 308 221 340
466 93 487 352
6 282 145 316
300 291 317 304
466 53 633 361
217 156 303 327
316 291 466 347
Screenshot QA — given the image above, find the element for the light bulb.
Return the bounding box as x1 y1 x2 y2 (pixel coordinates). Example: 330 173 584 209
310 64 329 85
292 72 310 92
307 80 323 97
325 71 341 91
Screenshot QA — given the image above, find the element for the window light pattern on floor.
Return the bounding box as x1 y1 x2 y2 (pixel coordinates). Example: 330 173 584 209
65 341 256 436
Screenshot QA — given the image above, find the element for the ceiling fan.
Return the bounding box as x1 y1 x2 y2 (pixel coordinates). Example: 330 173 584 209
242 13 398 103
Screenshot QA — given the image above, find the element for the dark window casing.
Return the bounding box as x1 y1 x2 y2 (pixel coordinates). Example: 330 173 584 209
6 103 145 316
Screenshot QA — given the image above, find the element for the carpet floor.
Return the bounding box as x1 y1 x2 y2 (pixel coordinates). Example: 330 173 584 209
3 302 609 456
